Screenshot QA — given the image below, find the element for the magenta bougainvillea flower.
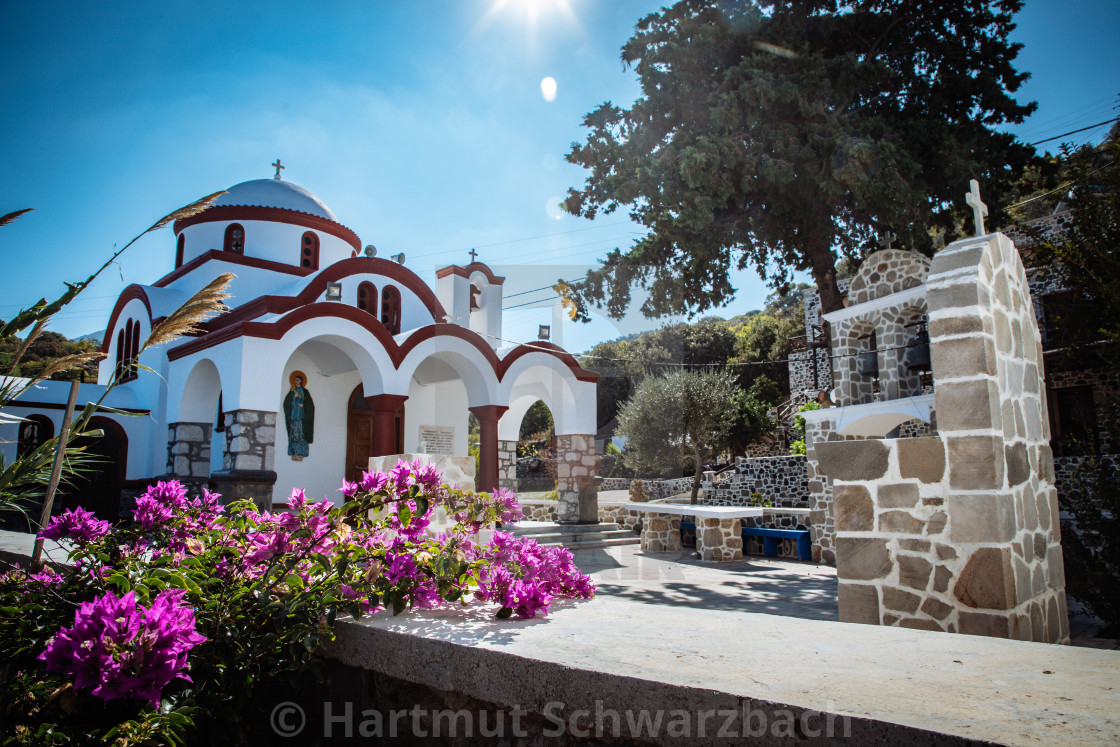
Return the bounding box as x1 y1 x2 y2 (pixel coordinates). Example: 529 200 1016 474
38 506 111 545
475 532 596 618
38 589 206 708
133 480 189 530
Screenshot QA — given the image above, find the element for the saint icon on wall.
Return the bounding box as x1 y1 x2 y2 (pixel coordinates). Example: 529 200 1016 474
284 370 315 461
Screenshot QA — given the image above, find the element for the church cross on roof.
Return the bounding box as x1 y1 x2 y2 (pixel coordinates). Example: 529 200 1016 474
272 159 285 180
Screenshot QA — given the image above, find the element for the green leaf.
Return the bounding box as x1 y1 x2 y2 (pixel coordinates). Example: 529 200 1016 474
398 502 412 528
496 606 514 619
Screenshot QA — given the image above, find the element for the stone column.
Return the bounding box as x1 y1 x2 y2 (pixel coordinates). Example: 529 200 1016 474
366 394 408 457
166 421 212 493
696 517 744 562
553 433 599 524
469 405 508 494
210 409 277 511
640 513 682 552
497 439 519 490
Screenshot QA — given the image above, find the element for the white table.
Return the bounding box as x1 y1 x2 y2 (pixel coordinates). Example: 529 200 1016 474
627 503 764 561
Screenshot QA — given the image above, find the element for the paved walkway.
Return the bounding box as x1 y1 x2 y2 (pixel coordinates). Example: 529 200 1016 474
575 544 838 621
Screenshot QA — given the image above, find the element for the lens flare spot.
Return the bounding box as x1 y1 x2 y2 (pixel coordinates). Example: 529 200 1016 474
546 196 564 220
540 76 557 102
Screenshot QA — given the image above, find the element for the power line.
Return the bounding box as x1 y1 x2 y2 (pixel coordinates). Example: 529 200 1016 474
1030 117 1118 147
407 220 633 261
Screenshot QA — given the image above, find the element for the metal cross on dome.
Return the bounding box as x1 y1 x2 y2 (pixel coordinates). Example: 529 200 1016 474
469 248 478 262
272 159 285 180
966 179 988 236
877 231 897 251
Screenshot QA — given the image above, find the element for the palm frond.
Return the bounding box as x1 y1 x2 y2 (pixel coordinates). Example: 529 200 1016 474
143 273 234 350
145 191 227 233
0 208 33 227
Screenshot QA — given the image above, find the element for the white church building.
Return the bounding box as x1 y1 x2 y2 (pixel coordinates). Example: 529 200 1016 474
4 169 599 518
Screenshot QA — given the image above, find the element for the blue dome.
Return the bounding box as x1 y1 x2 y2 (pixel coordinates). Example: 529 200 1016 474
214 179 337 221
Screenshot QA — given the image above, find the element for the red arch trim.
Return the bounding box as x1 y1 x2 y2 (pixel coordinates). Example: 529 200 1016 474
99 286 153 354
188 257 448 338
167 303 598 383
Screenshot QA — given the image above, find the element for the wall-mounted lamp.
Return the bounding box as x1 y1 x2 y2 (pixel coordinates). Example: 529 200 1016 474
538 325 551 341
326 282 343 301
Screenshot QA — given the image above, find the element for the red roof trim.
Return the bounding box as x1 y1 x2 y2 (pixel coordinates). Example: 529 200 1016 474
435 262 506 285
173 204 362 252
153 250 314 288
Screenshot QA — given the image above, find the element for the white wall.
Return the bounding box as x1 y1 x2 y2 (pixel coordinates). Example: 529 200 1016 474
273 349 361 504
404 377 470 456
178 220 353 270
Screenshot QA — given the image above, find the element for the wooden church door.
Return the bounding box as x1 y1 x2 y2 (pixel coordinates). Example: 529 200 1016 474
346 386 375 484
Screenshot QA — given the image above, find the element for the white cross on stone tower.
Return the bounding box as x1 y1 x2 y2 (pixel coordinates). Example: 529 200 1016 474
272 159 285 180
966 179 988 236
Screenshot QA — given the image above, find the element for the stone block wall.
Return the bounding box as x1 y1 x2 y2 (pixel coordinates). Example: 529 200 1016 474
704 455 808 509
166 421 212 492
497 439 518 490
819 233 1069 643
599 477 631 491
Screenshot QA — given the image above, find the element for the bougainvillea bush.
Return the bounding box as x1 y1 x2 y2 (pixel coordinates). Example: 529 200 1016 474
0 461 594 745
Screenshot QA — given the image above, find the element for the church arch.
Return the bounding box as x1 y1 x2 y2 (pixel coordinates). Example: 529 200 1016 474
300 231 320 270
223 223 245 254
177 358 223 423
498 354 585 437
345 384 404 483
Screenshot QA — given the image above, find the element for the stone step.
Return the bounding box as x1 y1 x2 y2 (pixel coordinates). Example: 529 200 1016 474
516 529 637 545
506 521 640 551
509 521 622 535
561 537 641 552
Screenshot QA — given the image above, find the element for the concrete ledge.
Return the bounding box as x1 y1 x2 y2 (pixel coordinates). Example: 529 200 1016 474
324 596 1120 745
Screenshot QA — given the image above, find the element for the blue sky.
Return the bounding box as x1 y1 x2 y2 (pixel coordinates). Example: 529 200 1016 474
1 0 1117 352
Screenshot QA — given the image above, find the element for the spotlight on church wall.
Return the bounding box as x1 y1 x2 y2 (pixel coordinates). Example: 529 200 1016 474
391 253 406 265
363 245 377 258
538 325 551 342
325 282 343 301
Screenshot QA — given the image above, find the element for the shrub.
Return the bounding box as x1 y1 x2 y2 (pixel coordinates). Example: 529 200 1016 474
0 462 595 744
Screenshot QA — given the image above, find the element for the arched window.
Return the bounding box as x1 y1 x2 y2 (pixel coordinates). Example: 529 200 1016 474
131 319 140 378
175 233 185 268
357 282 377 315
223 224 245 254
300 231 320 270
116 319 140 382
116 328 126 380
381 286 402 335
18 415 54 458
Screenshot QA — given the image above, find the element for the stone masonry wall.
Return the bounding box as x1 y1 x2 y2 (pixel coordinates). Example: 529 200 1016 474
166 421 212 492
820 233 1069 643
704 455 808 509
552 434 598 523
221 409 276 472
498 439 518 490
